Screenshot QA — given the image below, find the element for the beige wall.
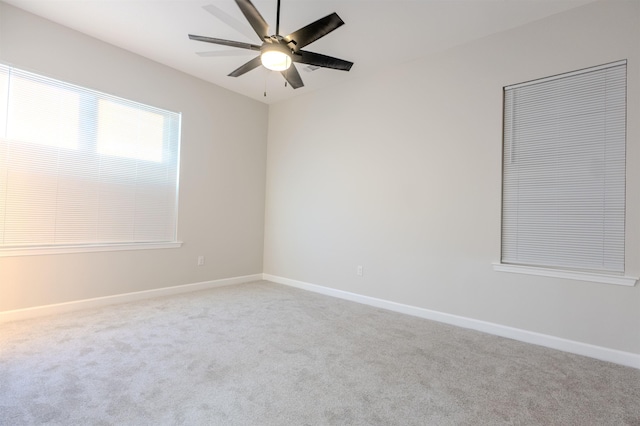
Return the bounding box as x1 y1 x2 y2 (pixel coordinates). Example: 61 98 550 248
264 0 640 354
0 3 268 311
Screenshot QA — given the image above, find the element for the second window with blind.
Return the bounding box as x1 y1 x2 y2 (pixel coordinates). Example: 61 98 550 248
501 61 627 275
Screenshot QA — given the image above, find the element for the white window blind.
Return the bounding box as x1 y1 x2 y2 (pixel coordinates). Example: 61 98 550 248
0 64 181 248
502 61 626 274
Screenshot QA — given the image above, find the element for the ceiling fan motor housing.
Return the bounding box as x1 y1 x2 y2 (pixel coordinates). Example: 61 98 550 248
261 40 292 55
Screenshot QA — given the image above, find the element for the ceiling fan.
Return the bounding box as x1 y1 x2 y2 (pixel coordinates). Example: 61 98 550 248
188 0 353 89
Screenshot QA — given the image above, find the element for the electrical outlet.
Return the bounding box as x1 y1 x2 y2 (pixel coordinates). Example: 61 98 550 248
197 255 205 266
357 265 363 276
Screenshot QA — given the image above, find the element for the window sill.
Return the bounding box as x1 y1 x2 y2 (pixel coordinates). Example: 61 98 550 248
0 241 183 257
492 263 637 287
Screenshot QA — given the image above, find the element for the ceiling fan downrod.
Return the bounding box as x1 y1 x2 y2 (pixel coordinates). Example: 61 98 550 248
275 0 281 36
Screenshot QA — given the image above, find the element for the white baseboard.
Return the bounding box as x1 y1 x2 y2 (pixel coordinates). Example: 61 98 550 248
0 273 263 324
263 274 640 370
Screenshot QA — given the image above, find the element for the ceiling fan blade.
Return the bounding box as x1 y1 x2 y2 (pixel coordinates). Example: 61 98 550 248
281 65 304 89
202 4 257 42
284 13 344 51
189 34 261 51
234 0 270 41
228 56 263 77
293 50 353 71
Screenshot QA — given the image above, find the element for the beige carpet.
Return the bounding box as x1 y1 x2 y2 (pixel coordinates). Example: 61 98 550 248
1 280 639 425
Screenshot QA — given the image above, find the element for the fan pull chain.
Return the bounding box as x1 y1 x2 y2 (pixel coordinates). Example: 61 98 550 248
264 72 267 97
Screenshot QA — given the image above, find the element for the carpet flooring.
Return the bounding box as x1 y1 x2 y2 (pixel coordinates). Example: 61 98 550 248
1 280 639 425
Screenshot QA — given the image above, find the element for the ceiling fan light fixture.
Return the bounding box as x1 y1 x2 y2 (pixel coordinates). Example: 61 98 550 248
189 0 353 90
260 44 292 71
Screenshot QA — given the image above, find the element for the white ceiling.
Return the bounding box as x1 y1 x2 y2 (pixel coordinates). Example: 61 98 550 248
4 0 594 104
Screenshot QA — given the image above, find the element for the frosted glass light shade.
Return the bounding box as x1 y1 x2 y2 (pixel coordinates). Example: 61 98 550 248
261 50 292 71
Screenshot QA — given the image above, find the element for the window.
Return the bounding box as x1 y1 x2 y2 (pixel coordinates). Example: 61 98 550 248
0 64 181 253
500 61 628 280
